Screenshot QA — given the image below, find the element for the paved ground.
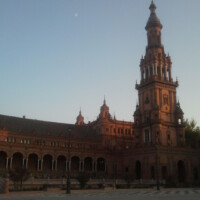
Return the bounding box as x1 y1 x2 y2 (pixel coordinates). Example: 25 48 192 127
1 188 200 200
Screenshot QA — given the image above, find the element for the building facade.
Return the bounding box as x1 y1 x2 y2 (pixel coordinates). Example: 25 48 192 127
0 1 199 184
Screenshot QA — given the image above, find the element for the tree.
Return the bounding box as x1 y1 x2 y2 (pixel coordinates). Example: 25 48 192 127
185 119 200 148
9 168 30 191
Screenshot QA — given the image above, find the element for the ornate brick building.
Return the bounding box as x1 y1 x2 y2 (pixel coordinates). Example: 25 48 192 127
0 1 199 184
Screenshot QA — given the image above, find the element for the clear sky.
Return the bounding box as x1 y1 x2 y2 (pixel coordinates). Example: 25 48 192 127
0 0 200 126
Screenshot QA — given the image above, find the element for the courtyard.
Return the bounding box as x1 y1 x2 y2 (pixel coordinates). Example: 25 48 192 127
1 188 200 200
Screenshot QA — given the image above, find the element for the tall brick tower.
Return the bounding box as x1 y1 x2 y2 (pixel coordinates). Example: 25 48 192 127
134 1 185 148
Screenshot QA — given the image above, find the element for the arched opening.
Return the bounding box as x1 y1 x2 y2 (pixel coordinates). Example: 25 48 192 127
0 151 7 172
12 152 23 169
97 158 105 172
43 154 52 172
28 154 38 171
71 156 80 172
193 167 198 181
57 155 66 173
162 166 167 180
84 157 93 172
177 160 185 183
135 160 141 180
150 166 155 179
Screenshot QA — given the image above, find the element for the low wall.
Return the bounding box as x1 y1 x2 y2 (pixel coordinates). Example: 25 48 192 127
9 178 160 191
0 177 9 193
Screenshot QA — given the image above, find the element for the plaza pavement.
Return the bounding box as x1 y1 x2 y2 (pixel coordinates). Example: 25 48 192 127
1 188 200 200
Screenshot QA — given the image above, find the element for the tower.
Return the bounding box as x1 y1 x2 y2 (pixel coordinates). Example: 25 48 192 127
134 1 185 147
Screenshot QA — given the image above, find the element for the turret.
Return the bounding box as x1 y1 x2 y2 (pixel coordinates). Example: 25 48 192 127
99 98 111 119
76 110 84 125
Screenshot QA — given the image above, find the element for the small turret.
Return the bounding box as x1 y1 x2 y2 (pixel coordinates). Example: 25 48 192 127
99 98 111 119
76 109 84 125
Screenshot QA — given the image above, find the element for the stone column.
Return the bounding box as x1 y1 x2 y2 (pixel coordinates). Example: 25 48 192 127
82 161 84 172
6 157 9 169
52 160 54 170
10 157 13 169
23 158 25 168
94 160 97 172
41 159 43 171
160 64 162 78
37 160 40 171
79 161 82 172
66 161 68 171
55 160 57 171
26 158 28 169
155 64 157 75
92 161 95 172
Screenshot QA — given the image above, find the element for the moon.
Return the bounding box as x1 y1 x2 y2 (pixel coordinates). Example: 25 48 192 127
74 12 78 17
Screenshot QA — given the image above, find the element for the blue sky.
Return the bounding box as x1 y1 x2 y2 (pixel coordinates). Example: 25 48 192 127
0 0 200 126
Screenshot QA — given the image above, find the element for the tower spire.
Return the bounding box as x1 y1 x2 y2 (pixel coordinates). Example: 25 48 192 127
146 0 162 30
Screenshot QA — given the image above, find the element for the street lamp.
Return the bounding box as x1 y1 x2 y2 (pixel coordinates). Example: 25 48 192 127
156 145 160 190
66 127 71 194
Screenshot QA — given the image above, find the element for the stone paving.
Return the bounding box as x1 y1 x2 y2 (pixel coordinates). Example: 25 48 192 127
1 188 200 200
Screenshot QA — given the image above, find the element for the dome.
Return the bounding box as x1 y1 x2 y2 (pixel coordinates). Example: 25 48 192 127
145 1 162 30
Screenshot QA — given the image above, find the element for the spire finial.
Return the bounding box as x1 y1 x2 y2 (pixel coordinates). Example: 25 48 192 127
104 95 106 105
149 0 156 13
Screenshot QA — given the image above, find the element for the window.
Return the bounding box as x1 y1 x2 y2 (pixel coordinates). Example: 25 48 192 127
144 129 151 143
118 128 120 134
163 95 168 105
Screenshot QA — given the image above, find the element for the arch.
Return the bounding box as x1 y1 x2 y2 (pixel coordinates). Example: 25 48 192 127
177 160 185 183
57 155 66 172
84 157 93 172
43 154 52 172
193 167 198 181
71 156 80 172
135 160 141 179
97 157 105 172
28 153 38 171
162 166 167 180
0 151 7 171
150 166 155 179
12 152 23 169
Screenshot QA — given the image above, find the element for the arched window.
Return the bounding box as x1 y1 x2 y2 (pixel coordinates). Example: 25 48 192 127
144 129 151 143
97 158 105 172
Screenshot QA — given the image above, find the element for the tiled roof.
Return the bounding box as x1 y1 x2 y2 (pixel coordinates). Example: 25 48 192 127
0 114 99 140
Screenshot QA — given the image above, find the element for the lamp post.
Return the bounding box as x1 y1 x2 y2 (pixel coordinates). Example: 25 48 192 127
66 127 71 194
156 145 160 190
